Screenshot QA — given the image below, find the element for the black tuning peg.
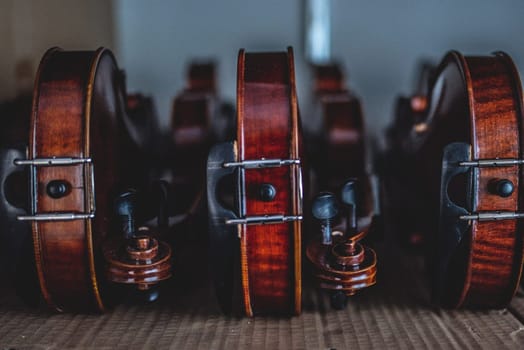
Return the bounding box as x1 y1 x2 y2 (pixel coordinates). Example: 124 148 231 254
312 192 339 245
340 179 358 236
115 190 137 239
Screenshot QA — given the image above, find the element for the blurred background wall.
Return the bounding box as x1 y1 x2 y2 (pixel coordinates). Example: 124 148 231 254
2 0 524 136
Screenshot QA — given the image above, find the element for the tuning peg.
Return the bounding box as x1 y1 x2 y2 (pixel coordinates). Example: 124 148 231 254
340 179 358 236
312 192 339 245
115 190 137 239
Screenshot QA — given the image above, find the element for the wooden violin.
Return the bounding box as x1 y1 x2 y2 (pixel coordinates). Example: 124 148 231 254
187 62 216 93
8 47 128 312
120 92 167 212
307 63 377 309
385 62 436 250
393 51 524 308
312 63 345 95
310 63 370 206
170 62 218 215
207 48 303 316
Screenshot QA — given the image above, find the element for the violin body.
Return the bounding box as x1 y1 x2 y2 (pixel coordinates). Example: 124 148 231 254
393 51 524 308
208 48 303 316
170 63 218 215
21 48 126 312
384 62 436 250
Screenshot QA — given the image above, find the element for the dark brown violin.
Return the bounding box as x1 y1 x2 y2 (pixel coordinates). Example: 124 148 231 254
310 64 369 202
385 62 436 250
7 47 127 312
8 48 175 312
208 48 303 316
392 51 524 308
170 62 218 214
187 62 216 93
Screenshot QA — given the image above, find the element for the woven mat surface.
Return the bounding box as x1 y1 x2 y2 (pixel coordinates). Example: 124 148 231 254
1 243 524 350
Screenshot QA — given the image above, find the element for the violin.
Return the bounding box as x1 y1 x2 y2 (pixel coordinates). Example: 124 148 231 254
312 63 345 95
208 48 303 316
310 64 370 207
307 63 377 309
2 48 175 311
385 62 436 250
170 62 218 215
391 51 524 308
2 47 130 312
187 62 216 93
121 92 168 215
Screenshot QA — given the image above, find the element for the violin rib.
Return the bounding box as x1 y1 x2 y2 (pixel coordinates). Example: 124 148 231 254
236 48 303 316
29 48 124 312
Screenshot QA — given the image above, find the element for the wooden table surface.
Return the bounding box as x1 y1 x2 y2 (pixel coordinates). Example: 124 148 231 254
1 235 524 350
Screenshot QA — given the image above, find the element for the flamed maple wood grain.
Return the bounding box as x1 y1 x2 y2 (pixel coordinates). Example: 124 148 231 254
237 48 302 316
405 51 524 308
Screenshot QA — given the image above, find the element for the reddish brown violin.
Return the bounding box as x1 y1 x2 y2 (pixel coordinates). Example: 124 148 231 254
208 48 303 316
384 62 435 250
392 51 524 308
312 64 345 95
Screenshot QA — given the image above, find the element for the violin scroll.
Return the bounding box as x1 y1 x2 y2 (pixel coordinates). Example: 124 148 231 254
104 190 173 302
307 180 377 310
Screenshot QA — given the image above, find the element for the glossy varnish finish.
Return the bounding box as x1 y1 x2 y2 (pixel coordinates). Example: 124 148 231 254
460 53 523 307
406 52 524 307
237 48 302 315
30 48 122 312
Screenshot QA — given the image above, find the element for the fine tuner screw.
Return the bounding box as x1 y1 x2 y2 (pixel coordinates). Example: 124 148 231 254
312 192 339 245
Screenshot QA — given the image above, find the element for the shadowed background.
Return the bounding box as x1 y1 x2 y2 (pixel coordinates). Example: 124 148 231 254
1 0 524 137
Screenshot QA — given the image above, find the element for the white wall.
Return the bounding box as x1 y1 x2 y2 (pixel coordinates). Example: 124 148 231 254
0 0 114 98
2 0 524 134
114 0 524 134
330 0 524 135
113 0 305 127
